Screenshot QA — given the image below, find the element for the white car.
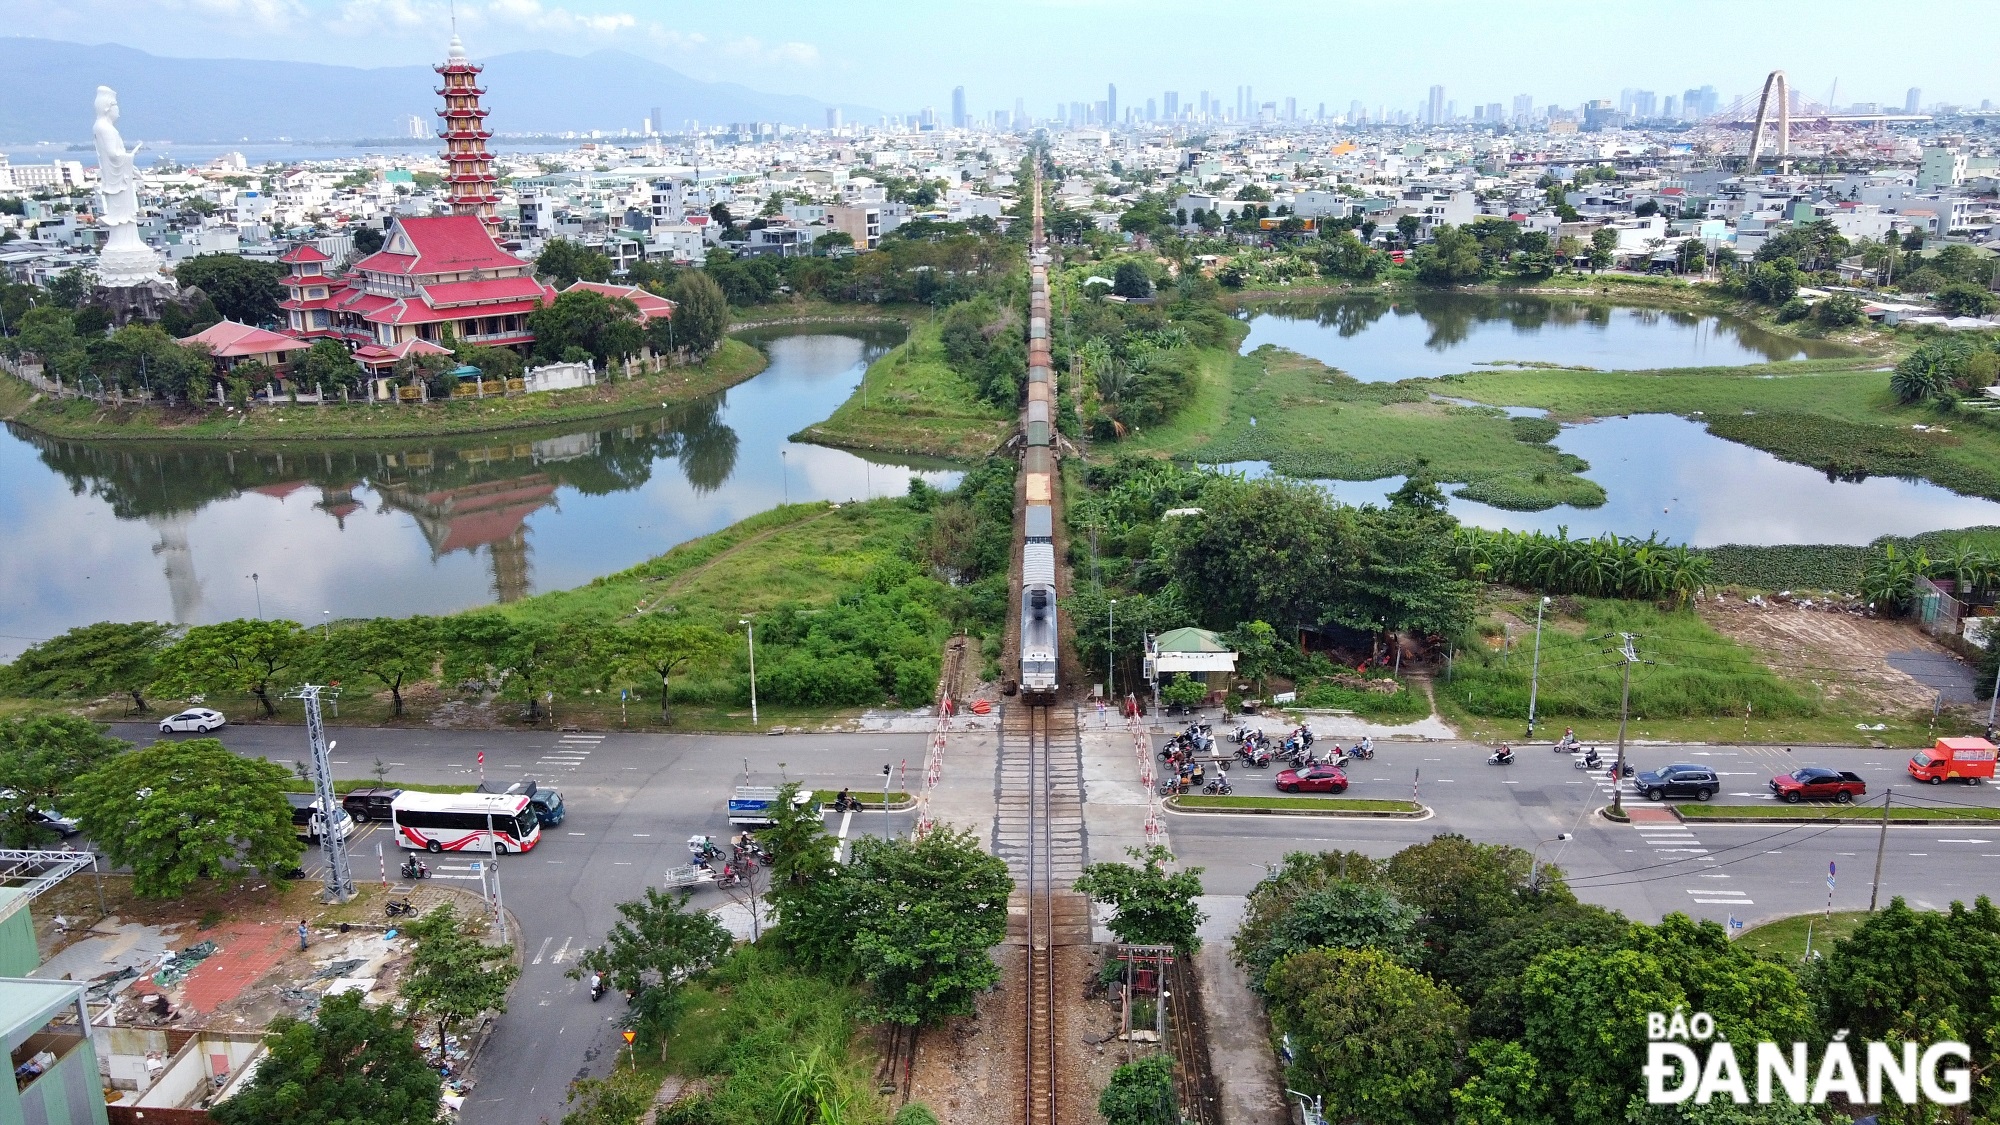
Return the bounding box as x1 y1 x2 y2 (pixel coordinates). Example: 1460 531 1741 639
158 708 227 734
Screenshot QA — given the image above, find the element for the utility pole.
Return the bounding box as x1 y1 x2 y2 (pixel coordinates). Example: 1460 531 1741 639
740 618 758 727
1868 789 1893 911
1526 595 1550 738
1610 633 1638 816
1107 599 1117 701
285 684 354 903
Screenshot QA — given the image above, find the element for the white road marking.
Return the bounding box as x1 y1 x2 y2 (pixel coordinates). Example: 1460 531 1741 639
1688 888 1748 895
1693 898 1754 905
550 937 573 964
1937 838 1992 843
532 936 552 965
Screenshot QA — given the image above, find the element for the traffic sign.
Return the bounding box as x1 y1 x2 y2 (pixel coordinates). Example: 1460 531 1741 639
622 1030 635 1045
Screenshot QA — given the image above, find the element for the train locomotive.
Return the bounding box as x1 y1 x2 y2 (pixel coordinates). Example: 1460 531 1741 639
1017 252 1060 704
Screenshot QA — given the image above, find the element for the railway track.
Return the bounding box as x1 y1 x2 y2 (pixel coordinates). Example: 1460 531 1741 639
1020 703 1061 1125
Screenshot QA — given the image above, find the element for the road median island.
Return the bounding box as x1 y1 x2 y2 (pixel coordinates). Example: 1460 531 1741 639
810 788 914 811
1673 802 2000 824
1166 794 1428 817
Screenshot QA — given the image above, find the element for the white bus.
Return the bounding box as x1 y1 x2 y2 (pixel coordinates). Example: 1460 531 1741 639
391 791 542 854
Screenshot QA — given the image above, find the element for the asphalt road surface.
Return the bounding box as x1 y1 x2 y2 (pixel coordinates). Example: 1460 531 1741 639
114 721 1999 1125
113 722 933 1125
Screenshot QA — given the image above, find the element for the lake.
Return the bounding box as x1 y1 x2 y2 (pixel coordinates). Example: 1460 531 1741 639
0 326 958 660
1240 291 1855 381
1227 413 2000 547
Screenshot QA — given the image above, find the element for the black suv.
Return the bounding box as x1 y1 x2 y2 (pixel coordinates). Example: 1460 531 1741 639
342 787 403 823
1635 763 1719 802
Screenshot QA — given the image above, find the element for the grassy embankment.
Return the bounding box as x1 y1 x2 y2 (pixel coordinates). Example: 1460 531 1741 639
0 338 767 442
790 317 1015 460
1438 592 1977 748
729 299 927 327
74 498 937 734
1734 911 1870 959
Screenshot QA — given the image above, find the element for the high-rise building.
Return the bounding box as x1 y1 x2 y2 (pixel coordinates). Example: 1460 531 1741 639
1485 102 1503 125
1163 91 1179 119
1905 87 1922 113
1696 86 1718 117
1146 98 1157 122
648 106 662 134
1014 98 1026 128
403 113 427 139
1681 87 1702 120
1513 94 1532 122
827 107 842 130
1285 96 1297 120
951 86 966 129
1244 85 1253 120
435 35 500 231
1427 84 1445 125
1350 99 1365 123
1662 94 1678 119
1107 83 1118 124
1473 105 1485 122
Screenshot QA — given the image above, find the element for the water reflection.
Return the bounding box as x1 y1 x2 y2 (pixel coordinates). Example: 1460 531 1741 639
1225 414 2000 547
1242 292 1855 382
0 326 959 658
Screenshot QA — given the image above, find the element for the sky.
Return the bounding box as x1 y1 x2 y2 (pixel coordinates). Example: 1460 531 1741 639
7 0 1997 118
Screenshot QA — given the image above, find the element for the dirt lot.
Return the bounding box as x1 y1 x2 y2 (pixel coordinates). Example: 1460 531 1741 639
31 874 492 1030
1697 594 1968 713
904 943 1135 1125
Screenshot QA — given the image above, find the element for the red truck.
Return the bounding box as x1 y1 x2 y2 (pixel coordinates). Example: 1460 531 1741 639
1769 767 1866 803
1908 737 1997 785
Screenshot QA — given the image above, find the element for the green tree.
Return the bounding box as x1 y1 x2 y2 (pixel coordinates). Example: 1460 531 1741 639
1384 833 1538 967
1812 292 1865 327
211 991 441 1125
299 338 358 393
571 887 729 1046
1238 880 1421 990
612 616 730 723
1158 673 1206 709
0 717 128 846
1266 947 1467 1125
1073 845 1206 953
151 618 312 717
1451 1038 1552 1125
174 253 285 325
441 612 594 722
68 737 299 896
1098 1055 1177 1125
663 269 729 357
1415 224 1486 285
1588 227 1618 272
1222 620 1281 695
1395 214 1422 246
320 616 441 718
401 903 519 1060
45 267 93 310
1934 281 1999 317
1111 262 1155 298
527 289 644 367
1891 338 1969 403
847 826 1012 1025
534 239 614 288
1 620 170 711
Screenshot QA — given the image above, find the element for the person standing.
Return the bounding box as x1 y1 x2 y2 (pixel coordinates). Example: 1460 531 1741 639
297 920 309 952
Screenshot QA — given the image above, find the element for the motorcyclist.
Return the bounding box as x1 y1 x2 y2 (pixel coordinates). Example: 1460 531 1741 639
1494 744 1515 764
834 788 854 812
1358 736 1373 758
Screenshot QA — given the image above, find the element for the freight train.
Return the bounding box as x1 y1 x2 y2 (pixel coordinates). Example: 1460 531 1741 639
1017 221 1060 704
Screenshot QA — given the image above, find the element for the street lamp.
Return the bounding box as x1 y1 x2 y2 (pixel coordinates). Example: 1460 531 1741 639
779 448 788 506
1526 595 1550 738
739 618 758 727
248 573 263 620
1529 832 1572 891
322 609 332 639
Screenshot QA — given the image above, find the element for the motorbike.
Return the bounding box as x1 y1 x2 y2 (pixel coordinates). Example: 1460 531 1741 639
1488 747 1517 766
688 836 723 864
1235 743 1273 768
386 899 416 918
1555 733 1581 753
714 863 745 889
589 974 606 1002
1204 774 1234 795
1347 742 1375 761
831 793 861 813
1577 749 1604 770
400 858 429 880
1606 761 1635 779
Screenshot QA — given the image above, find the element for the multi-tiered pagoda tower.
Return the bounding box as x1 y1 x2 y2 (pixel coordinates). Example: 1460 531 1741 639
435 35 500 231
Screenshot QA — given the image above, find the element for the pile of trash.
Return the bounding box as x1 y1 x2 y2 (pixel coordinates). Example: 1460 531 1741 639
151 941 218 987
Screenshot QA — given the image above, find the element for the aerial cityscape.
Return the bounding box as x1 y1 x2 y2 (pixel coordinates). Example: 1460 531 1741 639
2 5 1999 1125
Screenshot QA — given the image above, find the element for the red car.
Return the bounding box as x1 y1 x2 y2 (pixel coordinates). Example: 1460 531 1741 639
1275 764 1349 794
1768 767 1865 804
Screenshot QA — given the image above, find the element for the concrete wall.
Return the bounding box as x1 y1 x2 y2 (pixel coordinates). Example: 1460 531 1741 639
0 895 36 979
5 1037 108 1125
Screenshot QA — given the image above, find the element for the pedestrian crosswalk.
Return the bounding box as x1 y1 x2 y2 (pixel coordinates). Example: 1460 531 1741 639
1627 816 1754 908
538 732 603 771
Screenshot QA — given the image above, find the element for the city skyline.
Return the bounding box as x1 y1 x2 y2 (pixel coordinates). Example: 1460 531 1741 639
4 0 1997 119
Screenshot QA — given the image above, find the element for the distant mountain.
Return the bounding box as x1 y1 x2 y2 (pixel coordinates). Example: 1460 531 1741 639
0 37 877 144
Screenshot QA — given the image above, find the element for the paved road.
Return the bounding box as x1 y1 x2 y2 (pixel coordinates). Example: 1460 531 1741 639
114 722 1998 1125
114 722 937 1125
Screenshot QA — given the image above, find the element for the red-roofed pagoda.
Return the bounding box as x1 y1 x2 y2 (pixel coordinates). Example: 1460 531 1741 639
436 34 500 231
